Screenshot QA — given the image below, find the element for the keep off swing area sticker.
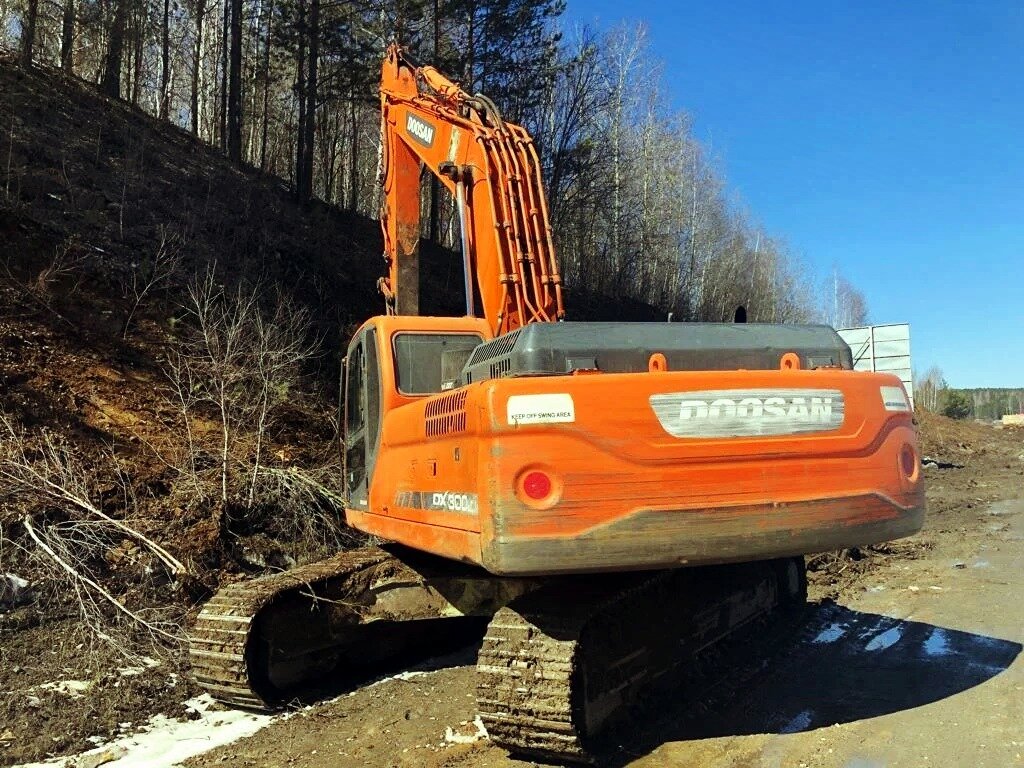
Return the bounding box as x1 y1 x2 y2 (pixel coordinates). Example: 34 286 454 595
507 393 576 425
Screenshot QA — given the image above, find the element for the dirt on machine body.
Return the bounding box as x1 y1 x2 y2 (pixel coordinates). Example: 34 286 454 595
189 45 925 764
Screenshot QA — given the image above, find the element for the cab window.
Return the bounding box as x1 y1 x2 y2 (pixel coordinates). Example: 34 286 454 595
392 333 483 395
345 342 364 433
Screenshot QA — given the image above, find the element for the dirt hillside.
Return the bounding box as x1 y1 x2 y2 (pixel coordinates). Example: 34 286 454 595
0 56 389 766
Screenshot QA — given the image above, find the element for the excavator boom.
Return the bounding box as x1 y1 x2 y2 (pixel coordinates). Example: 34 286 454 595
378 44 563 335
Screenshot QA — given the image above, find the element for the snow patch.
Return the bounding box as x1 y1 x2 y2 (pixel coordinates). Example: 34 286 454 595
0 573 32 610
14 694 275 768
347 669 428 697
34 680 94 698
779 709 813 734
444 716 488 745
16 656 465 768
392 670 428 682
118 657 161 677
864 626 902 652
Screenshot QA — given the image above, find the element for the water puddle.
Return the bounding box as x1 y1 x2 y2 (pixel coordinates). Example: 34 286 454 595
864 626 903 652
923 628 951 657
812 623 847 644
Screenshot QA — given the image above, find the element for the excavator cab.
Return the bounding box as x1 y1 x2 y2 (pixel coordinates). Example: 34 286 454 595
343 316 490 511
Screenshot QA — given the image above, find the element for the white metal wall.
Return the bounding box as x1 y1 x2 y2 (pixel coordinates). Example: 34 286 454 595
837 324 914 408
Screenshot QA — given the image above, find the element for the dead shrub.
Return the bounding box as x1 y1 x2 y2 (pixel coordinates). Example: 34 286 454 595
162 268 352 562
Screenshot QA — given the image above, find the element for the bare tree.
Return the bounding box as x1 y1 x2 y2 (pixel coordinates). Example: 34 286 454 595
164 270 319 522
915 366 947 412
160 0 171 119
825 268 869 329
19 0 38 67
189 0 210 137
102 0 129 98
599 23 648 279
60 0 75 72
227 0 243 161
121 225 183 338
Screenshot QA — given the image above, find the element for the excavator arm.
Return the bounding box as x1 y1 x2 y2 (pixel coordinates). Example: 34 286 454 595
378 44 564 336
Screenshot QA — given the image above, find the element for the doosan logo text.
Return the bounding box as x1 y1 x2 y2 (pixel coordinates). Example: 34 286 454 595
649 388 845 438
406 114 435 147
678 396 834 421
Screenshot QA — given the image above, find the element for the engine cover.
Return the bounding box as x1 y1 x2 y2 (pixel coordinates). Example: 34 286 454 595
458 322 853 386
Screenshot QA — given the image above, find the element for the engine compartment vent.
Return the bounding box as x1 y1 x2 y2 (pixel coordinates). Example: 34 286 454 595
469 329 521 364
425 389 469 437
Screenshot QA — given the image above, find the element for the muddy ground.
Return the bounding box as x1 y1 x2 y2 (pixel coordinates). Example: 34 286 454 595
3 425 1022 768
3 418 1022 767
181 416 1024 768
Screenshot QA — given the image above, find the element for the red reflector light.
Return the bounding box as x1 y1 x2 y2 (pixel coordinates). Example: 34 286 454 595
900 444 918 478
523 471 552 500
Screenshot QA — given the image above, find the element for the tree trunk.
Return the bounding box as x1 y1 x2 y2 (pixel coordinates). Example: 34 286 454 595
258 0 272 170
219 0 229 151
191 0 207 136
160 0 170 119
465 0 475 90
131 2 143 106
245 0 261 164
101 0 128 98
19 0 38 68
227 0 243 162
297 0 318 202
60 0 75 72
293 0 306 194
347 93 358 212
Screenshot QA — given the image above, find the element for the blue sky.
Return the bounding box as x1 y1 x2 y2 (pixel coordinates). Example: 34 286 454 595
565 1 1023 388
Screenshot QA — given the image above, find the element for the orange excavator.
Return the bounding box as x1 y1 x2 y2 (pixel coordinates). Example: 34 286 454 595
189 45 924 762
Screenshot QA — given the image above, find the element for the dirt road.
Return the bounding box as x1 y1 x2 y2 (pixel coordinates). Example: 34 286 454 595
185 461 1024 768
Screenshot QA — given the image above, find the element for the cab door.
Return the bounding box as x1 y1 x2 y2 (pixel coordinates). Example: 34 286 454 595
343 328 382 510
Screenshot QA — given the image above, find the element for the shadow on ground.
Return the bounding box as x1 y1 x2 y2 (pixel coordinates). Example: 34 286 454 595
277 616 489 708
616 601 1021 764
245 599 1021 768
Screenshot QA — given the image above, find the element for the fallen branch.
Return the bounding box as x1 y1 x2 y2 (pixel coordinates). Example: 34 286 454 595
20 469 186 576
23 516 180 643
262 465 347 508
0 414 187 576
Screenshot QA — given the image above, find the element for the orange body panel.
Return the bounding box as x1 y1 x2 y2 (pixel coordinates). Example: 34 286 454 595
345 317 925 576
